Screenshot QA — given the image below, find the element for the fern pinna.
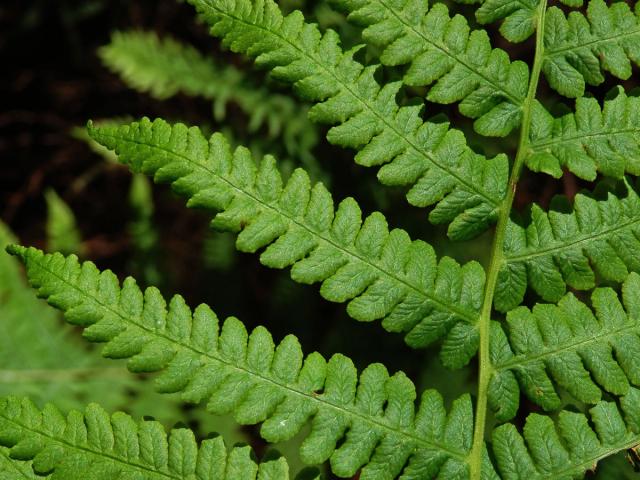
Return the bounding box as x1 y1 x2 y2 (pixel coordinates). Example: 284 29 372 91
5 0 640 478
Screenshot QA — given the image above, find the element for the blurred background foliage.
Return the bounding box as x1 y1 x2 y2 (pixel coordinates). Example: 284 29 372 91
0 0 634 478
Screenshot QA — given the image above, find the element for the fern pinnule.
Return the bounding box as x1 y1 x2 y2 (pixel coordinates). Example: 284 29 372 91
88 117 486 364
0 396 301 479
187 0 509 240
475 0 540 43
6 245 479 479
331 0 529 137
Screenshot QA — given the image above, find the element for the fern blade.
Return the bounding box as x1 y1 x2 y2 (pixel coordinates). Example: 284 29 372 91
88 117 487 362
6 246 475 478
186 0 509 238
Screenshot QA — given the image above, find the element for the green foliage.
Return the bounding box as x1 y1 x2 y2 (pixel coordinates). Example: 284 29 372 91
476 0 539 43
331 0 529 136
528 89 640 180
489 273 640 419
100 30 318 164
496 181 640 312
7 0 640 477
44 189 83 256
1 446 38 480
493 391 640 479
543 0 640 98
187 0 509 240
88 117 486 363
0 221 132 413
0 396 300 480
7 246 475 479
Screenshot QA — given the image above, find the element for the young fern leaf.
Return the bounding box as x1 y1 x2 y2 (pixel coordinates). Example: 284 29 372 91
488 273 640 421
100 30 221 101
88 117 487 364
329 0 529 137
187 0 510 239
528 89 640 180
6 246 478 479
44 189 83 256
543 0 640 98
100 30 317 158
0 396 300 480
492 390 640 479
495 181 640 312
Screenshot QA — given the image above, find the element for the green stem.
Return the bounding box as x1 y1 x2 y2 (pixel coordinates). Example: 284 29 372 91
468 1 548 477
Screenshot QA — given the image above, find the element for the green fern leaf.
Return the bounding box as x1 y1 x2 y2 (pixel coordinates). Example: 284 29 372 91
543 0 640 98
488 273 640 420
187 0 509 239
6 246 475 479
492 391 640 479
0 396 298 479
495 182 640 312
528 89 640 180
329 0 529 137
88 117 487 362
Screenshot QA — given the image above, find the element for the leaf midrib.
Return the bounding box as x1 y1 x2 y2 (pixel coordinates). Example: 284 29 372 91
545 27 640 57
505 214 640 263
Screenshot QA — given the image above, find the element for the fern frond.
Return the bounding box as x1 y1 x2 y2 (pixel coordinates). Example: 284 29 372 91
488 273 640 421
187 0 509 239
329 0 529 137
495 182 640 312
6 245 476 478
0 396 300 479
100 30 318 159
88 117 487 362
543 0 640 98
528 89 640 180
492 391 640 479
